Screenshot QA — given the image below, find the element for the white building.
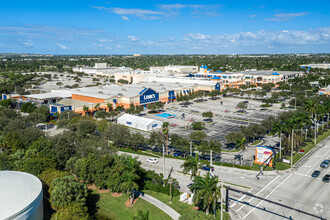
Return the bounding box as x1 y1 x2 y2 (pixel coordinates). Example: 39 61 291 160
117 114 163 131
0 171 43 220
150 65 198 74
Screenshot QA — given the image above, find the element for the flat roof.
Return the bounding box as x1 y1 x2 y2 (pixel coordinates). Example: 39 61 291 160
0 171 43 219
25 90 72 99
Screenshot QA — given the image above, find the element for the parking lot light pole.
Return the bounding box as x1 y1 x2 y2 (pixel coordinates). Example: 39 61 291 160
291 129 293 168
190 142 192 156
163 144 165 179
210 150 212 168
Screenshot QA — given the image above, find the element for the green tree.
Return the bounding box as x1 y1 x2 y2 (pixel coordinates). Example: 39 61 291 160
191 121 205 130
190 172 220 215
202 111 213 119
51 202 89 220
121 171 140 205
237 102 248 112
50 176 89 209
180 154 203 179
304 99 317 118
235 137 246 150
162 122 170 155
20 102 36 113
77 120 96 137
190 131 207 144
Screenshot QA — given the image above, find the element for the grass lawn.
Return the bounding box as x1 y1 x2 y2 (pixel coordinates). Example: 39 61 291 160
118 148 160 158
250 140 262 146
142 190 230 220
95 191 171 220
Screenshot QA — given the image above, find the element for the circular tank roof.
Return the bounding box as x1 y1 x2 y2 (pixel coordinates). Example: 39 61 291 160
0 171 43 219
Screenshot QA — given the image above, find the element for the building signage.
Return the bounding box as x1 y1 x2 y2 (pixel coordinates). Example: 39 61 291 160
61 106 72 112
254 146 274 167
152 124 158 128
139 88 159 104
168 90 176 100
215 83 221 90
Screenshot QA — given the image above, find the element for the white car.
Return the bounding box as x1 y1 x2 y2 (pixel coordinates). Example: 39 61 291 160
146 158 158 164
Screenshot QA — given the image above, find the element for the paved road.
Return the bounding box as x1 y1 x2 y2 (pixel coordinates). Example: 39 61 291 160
118 151 279 203
232 137 330 220
139 192 181 220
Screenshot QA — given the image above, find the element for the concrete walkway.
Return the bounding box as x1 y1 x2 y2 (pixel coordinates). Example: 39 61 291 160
138 192 181 220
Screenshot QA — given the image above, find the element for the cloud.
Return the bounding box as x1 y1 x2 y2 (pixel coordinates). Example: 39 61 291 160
98 38 112 42
56 44 69 50
22 41 33 47
267 12 308 21
250 15 256 18
128 36 139 41
91 4 221 20
122 16 129 21
91 6 164 20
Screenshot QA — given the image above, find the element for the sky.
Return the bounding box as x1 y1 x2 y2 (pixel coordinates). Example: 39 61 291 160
0 0 329 54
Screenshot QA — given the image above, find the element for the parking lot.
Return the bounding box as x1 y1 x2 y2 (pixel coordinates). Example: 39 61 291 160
145 96 286 146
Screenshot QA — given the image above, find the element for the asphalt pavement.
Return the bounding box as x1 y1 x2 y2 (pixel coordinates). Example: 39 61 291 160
232 137 330 220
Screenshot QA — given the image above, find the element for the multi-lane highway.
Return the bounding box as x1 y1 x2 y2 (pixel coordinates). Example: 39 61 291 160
119 136 329 220
233 137 330 220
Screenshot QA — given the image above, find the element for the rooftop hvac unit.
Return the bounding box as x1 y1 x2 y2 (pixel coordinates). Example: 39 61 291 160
118 93 123 96
98 91 104 94
142 86 146 88
122 88 127 91
153 81 156 83
159 84 164 86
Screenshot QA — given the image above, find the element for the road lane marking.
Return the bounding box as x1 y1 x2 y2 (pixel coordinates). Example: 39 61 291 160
304 148 330 175
236 175 280 212
242 173 293 219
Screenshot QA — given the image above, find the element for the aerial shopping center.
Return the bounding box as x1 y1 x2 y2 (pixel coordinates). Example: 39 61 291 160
1 64 303 116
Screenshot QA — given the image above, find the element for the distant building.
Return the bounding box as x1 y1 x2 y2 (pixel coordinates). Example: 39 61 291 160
300 64 330 69
133 53 141 57
117 114 163 131
319 86 330 96
150 65 198 74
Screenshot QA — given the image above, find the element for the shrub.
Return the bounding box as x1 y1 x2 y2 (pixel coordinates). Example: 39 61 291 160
51 202 89 220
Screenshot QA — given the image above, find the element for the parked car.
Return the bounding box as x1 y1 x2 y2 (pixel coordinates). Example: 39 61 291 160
203 118 213 122
320 160 330 168
322 174 330 183
202 166 214 172
311 170 321 178
146 158 158 164
242 101 249 103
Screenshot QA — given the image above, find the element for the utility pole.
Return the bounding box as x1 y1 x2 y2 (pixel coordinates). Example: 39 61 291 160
314 118 317 146
163 144 165 178
190 142 192 156
184 107 187 130
220 177 223 220
279 132 282 158
294 98 296 110
291 129 293 168
169 177 172 204
210 150 213 168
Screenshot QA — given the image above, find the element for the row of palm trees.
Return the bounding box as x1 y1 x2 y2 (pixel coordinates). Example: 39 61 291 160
272 99 329 159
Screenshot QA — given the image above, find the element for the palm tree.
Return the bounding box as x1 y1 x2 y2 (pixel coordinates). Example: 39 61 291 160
190 172 219 215
181 154 203 179
107 103 113 111
273 122 284 158
82 105 89 116
94 103 100 111
304 99 317 118
162 122 170 155
121 171 139 205
235 137 246 150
